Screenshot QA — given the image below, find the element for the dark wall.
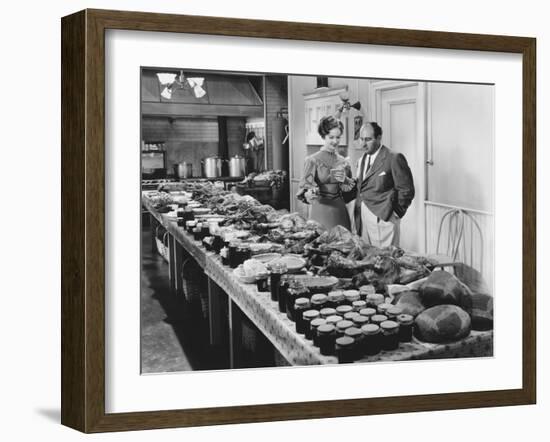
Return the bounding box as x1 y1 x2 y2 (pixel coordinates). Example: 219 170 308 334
142 117 246 178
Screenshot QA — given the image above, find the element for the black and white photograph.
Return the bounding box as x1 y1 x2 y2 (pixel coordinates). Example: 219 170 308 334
140 68 494 373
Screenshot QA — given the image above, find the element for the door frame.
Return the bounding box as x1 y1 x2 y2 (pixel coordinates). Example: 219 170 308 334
368 80 427 253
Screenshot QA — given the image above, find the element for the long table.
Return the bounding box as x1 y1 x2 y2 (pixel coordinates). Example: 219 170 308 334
142 195 493 367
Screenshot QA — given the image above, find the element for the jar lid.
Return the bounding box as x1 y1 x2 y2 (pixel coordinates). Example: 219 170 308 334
311 318 327 328
359 284 376 295
361 324 381 335
353 315 369 326
380 320 399 331
387 306 403 316
256 271 269 279
344 290 360 301
303 310 320 320
320 307 337 317
377 303 392 313
186 220 196 225
397 313 414 325
311 293 328 304
344 312 360 321
336 305 353 315
344 327 362 338
326 315 343 325
359 308 377 317
317 324 336 335
366 293 385 304
352 300 367 309
335 336 354 348
295 297 310 308
371 314 388 323
336 320 354 331
328 290 344 301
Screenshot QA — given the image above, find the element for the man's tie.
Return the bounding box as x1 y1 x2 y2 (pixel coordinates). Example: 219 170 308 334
363 154 372 179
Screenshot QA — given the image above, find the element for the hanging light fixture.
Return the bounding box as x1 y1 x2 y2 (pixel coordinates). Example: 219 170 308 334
156 71 207 99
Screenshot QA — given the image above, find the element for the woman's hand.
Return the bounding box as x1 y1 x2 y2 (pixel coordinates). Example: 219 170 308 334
304 188 320 204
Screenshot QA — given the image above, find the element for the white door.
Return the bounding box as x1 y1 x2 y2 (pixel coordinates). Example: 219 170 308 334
373 82 425 253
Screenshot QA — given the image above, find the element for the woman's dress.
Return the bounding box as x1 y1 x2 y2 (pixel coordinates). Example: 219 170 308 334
297 148 355 230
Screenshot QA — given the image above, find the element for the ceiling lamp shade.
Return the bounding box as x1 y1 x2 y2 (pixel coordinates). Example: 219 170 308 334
156 71 206 99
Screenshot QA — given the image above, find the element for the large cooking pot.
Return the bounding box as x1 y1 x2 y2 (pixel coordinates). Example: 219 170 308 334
174 162 193 179
228 155 247 178
202 156 223 178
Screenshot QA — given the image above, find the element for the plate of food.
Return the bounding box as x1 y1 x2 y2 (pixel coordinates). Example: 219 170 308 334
270 254 306 273
253 253 282 264
292 275 339 291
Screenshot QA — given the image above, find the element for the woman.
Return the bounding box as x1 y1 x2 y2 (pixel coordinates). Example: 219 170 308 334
297 115 355 230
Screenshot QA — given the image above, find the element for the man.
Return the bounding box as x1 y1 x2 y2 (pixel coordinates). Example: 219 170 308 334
353 122 415 247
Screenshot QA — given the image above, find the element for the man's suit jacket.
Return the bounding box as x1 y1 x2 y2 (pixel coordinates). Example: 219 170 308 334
354 145 415 223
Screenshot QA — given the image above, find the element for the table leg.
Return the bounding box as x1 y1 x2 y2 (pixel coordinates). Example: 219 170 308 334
174 241 185 296
208 278 223 346
228 299 243 369
168 233 177 295
150 214 156 253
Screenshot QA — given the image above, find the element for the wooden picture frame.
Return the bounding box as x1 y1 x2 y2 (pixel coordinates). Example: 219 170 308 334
61 8 536 433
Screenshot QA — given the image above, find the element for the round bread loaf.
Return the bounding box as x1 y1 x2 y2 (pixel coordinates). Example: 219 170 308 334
414 304 471 343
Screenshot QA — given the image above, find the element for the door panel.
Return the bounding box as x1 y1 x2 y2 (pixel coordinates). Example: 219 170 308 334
377 84 424 253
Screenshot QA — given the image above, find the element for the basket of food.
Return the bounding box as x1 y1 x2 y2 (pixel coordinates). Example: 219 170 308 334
181 258 209 318
154 226 170 262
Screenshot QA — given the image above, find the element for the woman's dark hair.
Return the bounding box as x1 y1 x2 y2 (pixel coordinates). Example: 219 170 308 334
318 115 344 138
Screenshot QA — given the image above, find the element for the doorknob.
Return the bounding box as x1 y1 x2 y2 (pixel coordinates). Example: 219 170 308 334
426 160 434 166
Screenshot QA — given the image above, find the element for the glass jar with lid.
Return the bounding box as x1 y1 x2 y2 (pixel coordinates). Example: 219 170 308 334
371 314 388 327
397 314 414 342
317 324 337 356
319 307 337 319
310 317 327 347
325 315 343 327
335 319 354 338
255 271 269 292
310 293 328 311
386 305 403 321
335 304 353 317
352 300 367 312
352 315 369 329
380 320 400 351
343 290 360 306
294 298 312 334
286 279 309 321
327 290 345 309
344 311 360 322
302 310 321 340
377 303 393 316
359 284 375 301
344 326 364 360
361 324 381 356
336 336 355 364
359 307 377 321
